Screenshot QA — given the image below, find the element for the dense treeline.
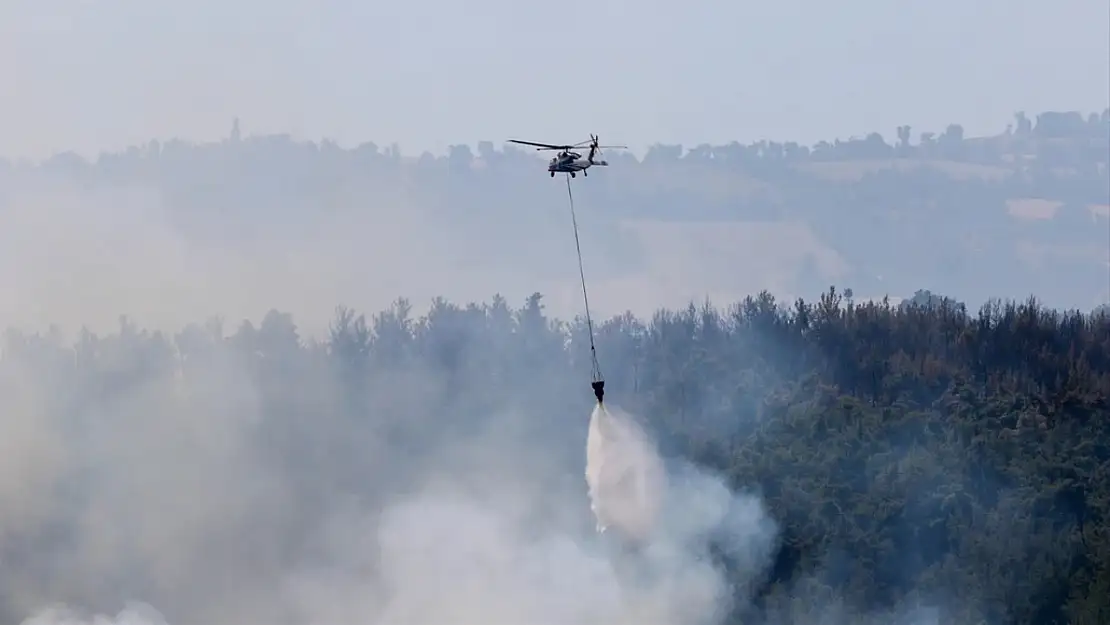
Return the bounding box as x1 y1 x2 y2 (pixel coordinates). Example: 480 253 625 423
3 289 1108 624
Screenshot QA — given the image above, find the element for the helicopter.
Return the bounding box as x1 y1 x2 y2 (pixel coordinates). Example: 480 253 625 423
507 134 627 178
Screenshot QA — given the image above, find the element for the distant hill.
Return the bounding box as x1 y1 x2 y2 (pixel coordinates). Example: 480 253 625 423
0 109 1106 330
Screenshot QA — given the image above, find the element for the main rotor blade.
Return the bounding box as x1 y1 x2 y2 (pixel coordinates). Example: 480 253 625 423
507 139 573 150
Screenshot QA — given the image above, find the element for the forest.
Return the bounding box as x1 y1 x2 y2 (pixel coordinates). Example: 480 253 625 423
1 109 1108 625
2 288 1108 625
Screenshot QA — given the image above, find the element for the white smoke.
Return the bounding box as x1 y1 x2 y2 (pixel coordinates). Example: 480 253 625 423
13 394 949 625
583 402 780 624
17 400 780 625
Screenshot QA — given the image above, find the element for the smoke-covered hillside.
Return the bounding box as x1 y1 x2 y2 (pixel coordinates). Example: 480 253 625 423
3 290 1108 625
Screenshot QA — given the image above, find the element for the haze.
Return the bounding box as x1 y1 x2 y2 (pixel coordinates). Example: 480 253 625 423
2 1 1108 158
1 0 1108 332
0 4 1108 624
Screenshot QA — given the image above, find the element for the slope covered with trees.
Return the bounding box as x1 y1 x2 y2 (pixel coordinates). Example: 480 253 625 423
2 289 1107 625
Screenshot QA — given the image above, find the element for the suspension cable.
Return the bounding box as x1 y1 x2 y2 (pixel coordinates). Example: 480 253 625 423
564 173 602 383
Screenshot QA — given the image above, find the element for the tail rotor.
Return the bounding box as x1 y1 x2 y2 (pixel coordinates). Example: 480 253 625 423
587 134 625 165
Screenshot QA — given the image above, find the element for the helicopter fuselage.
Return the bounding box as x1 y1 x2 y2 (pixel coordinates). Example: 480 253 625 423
548 153 608 177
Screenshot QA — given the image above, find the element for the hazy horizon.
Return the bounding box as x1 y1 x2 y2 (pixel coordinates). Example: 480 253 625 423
0 107 1106 337
3 0 1108 160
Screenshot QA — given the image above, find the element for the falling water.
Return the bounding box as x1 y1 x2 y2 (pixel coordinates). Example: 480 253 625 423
584 403 666 544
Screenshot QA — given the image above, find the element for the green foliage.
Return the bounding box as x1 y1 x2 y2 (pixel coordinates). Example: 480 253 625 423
2 288 1108 624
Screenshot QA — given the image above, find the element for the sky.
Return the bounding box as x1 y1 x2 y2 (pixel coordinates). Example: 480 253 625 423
1 0 1108 160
